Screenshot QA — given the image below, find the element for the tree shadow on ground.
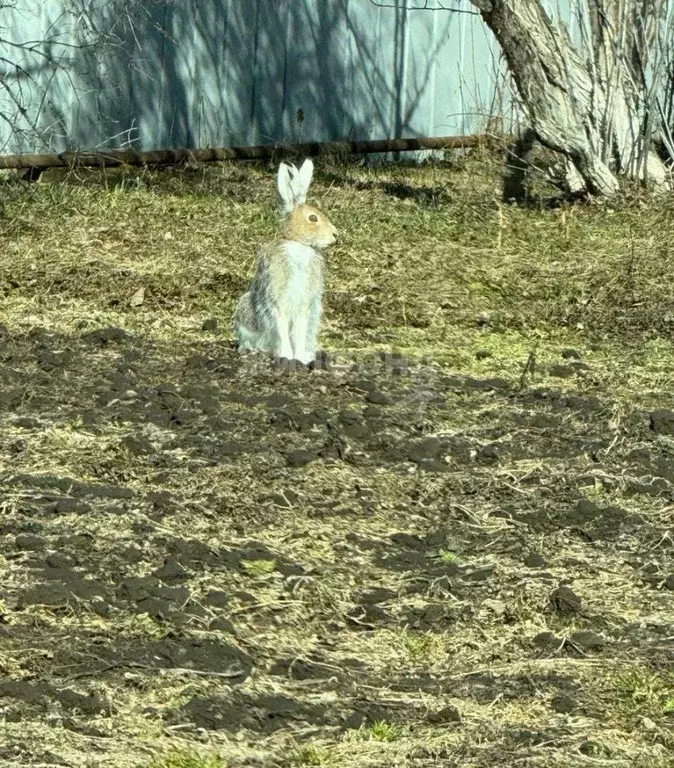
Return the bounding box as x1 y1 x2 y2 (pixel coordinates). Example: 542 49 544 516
1 320 672 762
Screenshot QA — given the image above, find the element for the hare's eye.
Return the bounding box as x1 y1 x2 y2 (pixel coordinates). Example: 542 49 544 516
308 214 319 223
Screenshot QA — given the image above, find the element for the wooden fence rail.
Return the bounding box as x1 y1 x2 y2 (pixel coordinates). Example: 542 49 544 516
0 134 498 171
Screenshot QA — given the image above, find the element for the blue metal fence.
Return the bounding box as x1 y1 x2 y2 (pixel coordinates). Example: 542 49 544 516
0 0 541 155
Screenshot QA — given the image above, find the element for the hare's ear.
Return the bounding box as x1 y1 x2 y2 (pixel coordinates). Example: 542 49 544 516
277 161 297 213
295 158 314 202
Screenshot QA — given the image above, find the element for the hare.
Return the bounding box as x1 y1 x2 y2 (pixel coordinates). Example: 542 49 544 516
233 158 338 365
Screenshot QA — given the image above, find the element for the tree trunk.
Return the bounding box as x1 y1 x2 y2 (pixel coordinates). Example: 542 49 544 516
588 0 669 187
470 0 670 196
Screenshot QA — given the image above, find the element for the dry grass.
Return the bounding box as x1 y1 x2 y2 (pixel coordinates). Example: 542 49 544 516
4 153 674 397
0 151 673 768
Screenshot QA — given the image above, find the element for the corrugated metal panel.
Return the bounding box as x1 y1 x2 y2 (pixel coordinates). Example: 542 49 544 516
0 0 568 155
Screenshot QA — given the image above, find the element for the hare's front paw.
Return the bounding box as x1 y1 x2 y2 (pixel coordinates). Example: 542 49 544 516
295 347 318 365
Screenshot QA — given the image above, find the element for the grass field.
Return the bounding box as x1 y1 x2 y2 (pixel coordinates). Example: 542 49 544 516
1 149 673 767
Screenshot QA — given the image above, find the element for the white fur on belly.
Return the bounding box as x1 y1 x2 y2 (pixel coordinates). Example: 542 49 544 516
283 241 321 312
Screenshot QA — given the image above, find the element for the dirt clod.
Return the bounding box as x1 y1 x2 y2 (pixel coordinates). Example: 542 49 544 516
201 317 218 331
15 534 46 550
570 630 604 650
524 552 546 568
285 449 319 467
650 410 674 435
550 586 583 614
552 692 577 713
428 705 461 724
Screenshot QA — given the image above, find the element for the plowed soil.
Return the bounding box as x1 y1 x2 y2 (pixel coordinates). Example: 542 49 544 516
1 157 673 767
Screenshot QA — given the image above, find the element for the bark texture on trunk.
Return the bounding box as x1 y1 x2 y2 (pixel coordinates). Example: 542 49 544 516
588 0 668 186
470 0 670 196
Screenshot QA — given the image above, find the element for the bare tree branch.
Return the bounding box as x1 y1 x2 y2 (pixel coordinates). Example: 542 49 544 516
369 0 479 15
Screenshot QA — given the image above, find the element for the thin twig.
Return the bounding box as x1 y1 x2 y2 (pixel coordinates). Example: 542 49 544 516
519 345 538 390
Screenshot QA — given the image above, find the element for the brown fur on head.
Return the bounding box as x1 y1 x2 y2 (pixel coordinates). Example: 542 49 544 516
280 203 338 249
